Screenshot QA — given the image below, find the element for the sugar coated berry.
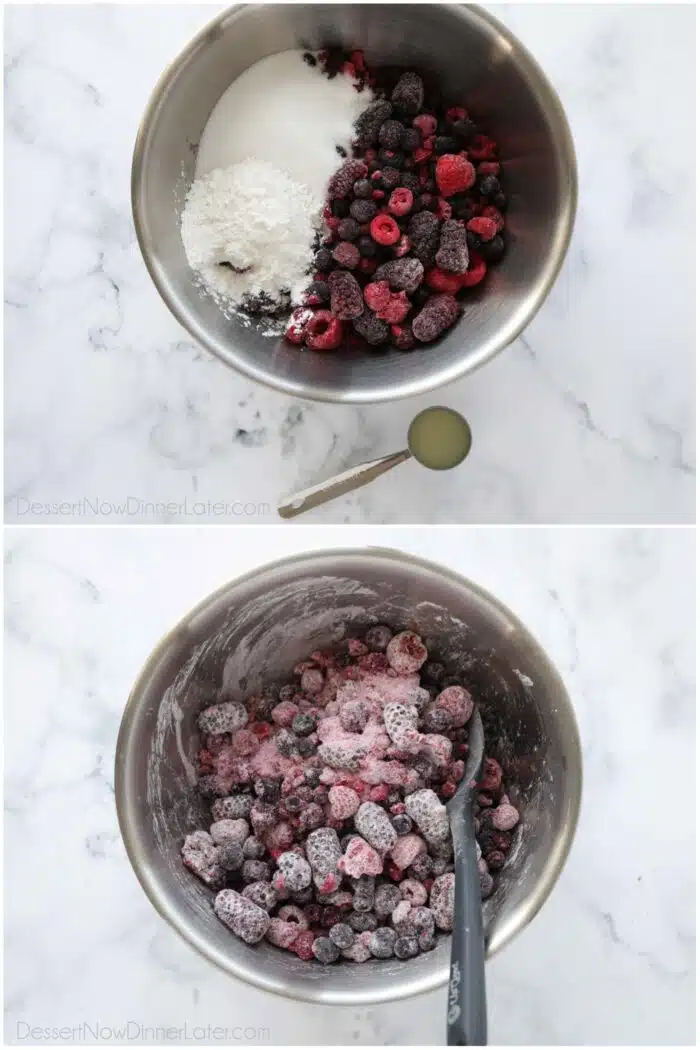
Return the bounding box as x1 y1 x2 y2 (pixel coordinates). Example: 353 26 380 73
329 785 361 820
349 198 378 224
328 159 368 199
181 831 224 888
404 789 450 847
388 188 413 217
370 214 400 246
352 309 390 347
332 241 361 270
412 294 461 343
242 880 278 912
305 827 342 875
353 178 372 198
407 211 440 267
422 706 452 734
435 685 474 727
461 252 488 287
435 154 476 197
392 324 416 351
364 625 393 651
391 813 413 836
373 881 402 919
386 631 428 674
312 935 341 964
285 306 314 344
211 793 253 819
378 119 404 150
369 926 397 958
419 930 437 952
348 911 378 933
275 850 312 892
329 922 355 949
214 889 270 944
375 291 411 325
243 858 271 884
364 280 392 313
355 99 393 147
328 271 364 320
374 257 425 295
390 832 426 872
218 841 244 872
266 917 302 950
242 835 266 859
210 818 249 846
429 872 455 931
339 835 383 878
337 217 361 242
354 802 398 853
304 310 344 351
491 803 520 831
292 929 315 960
394 936 419 959
198 701 247 735
400 878 428 906
435 219 470 274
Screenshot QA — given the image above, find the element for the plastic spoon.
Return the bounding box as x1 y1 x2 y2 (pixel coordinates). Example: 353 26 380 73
277 406 472 519
446 708 487 1046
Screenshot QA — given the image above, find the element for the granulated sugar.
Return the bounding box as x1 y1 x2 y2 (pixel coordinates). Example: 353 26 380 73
180 50 368 315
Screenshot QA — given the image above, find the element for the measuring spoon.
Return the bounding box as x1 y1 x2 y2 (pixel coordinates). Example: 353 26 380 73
277 406 472 519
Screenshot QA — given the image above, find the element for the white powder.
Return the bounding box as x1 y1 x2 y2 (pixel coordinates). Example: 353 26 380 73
180 50 368 314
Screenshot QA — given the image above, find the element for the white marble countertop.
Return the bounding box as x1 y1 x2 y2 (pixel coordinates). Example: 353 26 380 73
3 4 696 524
4 526 695 1044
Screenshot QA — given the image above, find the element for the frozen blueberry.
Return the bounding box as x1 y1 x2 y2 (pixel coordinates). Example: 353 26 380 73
394 936 419 959
391 813 413 836
356 235 377 259
364 625 393 651
348 911 378 933
328 923 354 950
418 930 437 952
369 926 398 959
242 859 271 884
421 661 445 686
374 882 402 919
479 234 505 264
479 175 501 198
242 836 266 860
219 842 244 872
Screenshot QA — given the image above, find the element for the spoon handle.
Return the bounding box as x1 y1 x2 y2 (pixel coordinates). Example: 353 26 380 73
277 449 411 519
447 804 488 1046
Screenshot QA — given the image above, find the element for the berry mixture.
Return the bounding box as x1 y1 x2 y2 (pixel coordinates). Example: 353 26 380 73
181 627 521 964
286 49 508 353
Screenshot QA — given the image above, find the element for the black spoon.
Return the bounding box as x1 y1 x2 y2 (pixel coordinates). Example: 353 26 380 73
445 708 487 1045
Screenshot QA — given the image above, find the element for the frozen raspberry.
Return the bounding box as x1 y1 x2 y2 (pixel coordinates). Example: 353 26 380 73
467 216 498 242
266 917 302 950
328 271 363 320
435 685 474 727
491 803 520 831
386 631 428 674
406 211 439 267
412 294 461 343
480 204 505 232
354 802 398 854
305 827 342 875
274 850 312 893
303 310 344 351
332 241 361 270
329 922 354 949
378 119 405 149
370 214 400 246
372 291 408 324
391 71 424 114
429 872 455 931
339 835 383 878
355 99 392 147
435 219 469 274
349 198 378 224
461 252 487 287
469 134 497 161
373 258 424 295
387 188 413 217
242 881 278 912
285 306 314 345
404 789 449 847
389 832 426 872
198 701 247 735
383 703 421 751
394 234 412 258
435 154 476 197
292 929 315 960
214 889 270 944
477 757 503 794
328 159 368 199
363 280 392 312
412 113 437 138
181 831 224 888
210 818 249 846
425 267 463 294
329 785 361 820
211 794 253 821
400 879 428 906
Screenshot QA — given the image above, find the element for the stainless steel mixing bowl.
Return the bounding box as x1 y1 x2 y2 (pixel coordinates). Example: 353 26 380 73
115 548 582 1005
132 3 577 404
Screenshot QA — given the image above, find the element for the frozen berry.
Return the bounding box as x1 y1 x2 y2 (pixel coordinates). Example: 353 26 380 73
332 242 361 270
328 271 363 320
407 211 440 267
392 324 415 351
436 154 476 197
291 713 316 737
386 631 428 674
328 159 368 199
349 198 378 224
352 308 390 347
211 795 253 821
242 835 266 860
315 248 333 272
242 881 278 912
467 216 498 242
378 119 404 150
332 197 351 219
348 911 378 933
329 922 354 950
374 257 424 295
356 234 377 258
479 234 505 264
242 859 271 884
392 72 424 115
394 935 419 959
387 188 413 217
304 310 344 351
370 214 400 246
364 280 392 312
198 702 247 735
254 777 281 804
425 267 463 295
391 813 413 836
305 827 342 875
376 291 411 324
215 889 270 944
418 930 437 952
181 831 224 888
355 99 392 147
400 127 421 153
355 802 398 853
353 178 372 198
461 252 488 287
412 294 461 342
312 936 340 964
492 803 519 831
435 219 469 274
338 218 361 242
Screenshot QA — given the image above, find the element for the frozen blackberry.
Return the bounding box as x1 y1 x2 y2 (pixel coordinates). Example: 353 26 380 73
211 794 253 821
365 625 393 651
378 119 404 150
400 127 421 152
374 882 402 919
355 802 398 853
338 218 361 242
328 159 369 199
422 707 453 734
435 135 459 154
243 836 266 860
391 72 424 115
329 923 354 950
296 736 317 757
479 175 501 198
374 257 424 294
349 198 378 224
355 99 393 147
254 777 281 803
412 294 461 343
435 219 470 274
479 234 505 263
353 308 390 347
391 813 413 836
378 166 402 189
348 911 378 933
394 936 419 959
328 271 363 320
242 859 271 884
214 889 269 944
369 926 398 959
408 211 440 267
198 701 247 735
312 936 340 964
305 827 342 875
197 775 227 800
242 880 278 912
353 178 372 198
422 661 445 686
356 235 377 259
292 713 316 737
219 842 244 872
